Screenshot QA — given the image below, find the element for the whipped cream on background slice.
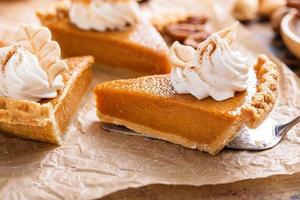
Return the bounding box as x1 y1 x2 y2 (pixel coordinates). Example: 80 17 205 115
170 24 249 101
0 45 64 102
69 0 141 32
0 25 67 102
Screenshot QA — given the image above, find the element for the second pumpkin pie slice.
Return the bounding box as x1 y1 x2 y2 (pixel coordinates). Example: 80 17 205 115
37 0 171 75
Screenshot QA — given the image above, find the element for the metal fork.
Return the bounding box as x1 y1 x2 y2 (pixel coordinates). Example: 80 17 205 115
102 116 300 151
227 116 300 150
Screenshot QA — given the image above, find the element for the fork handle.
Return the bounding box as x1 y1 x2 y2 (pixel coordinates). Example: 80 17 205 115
276 116 300 137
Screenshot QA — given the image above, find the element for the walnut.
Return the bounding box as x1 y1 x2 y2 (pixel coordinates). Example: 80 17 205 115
232 0 259 21
259 0 286 17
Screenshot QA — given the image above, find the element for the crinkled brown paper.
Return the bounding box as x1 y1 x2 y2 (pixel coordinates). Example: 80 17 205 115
0 1 300 199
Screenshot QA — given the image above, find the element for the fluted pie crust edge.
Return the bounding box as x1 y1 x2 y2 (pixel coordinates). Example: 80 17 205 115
94 54 278 155
241 55 279 128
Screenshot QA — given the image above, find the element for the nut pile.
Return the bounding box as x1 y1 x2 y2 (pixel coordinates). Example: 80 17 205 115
232 0 259 21
162 16 212 49
232 0 286 21
232 0 300 33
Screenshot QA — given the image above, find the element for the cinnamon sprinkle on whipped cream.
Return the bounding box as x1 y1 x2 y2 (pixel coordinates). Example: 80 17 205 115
0 25 67 102
170 23 250 101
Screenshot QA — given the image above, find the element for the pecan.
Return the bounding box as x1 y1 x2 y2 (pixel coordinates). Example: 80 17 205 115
164 23 207 42
137 0 150 4
184 31 210 49
178 16 209 25
162 15 211 47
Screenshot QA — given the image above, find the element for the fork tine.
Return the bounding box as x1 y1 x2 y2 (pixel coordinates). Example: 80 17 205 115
276 116 300 137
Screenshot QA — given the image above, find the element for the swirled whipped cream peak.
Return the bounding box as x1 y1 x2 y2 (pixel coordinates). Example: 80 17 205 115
0 25 67 102
170 24 249 101
69 0 141 32
13 24 67 84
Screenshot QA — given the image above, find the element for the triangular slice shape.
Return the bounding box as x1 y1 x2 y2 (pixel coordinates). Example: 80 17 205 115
0 56 93 144
37 5 171 75
94 55 278 155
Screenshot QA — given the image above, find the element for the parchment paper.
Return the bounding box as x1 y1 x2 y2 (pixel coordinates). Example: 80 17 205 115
0 1 300 200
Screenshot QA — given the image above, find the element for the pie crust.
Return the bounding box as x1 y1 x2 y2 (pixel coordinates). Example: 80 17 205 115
94 54 278 155
37 4 171 75
0 56 94 144
241 55 278 128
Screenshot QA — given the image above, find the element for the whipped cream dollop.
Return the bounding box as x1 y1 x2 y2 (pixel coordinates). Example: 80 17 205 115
170 30 249 101
0 25 67 102
69 0 140 32
0 46 64 102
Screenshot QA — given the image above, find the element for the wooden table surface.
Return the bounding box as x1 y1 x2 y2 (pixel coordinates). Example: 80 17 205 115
0 1 300 200
102 173 300 200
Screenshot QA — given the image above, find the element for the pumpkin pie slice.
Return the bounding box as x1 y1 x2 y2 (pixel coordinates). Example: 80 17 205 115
94 23 278 155
94 55 278 155
0 25 94 144
0 56 93 144
37 1 171 75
